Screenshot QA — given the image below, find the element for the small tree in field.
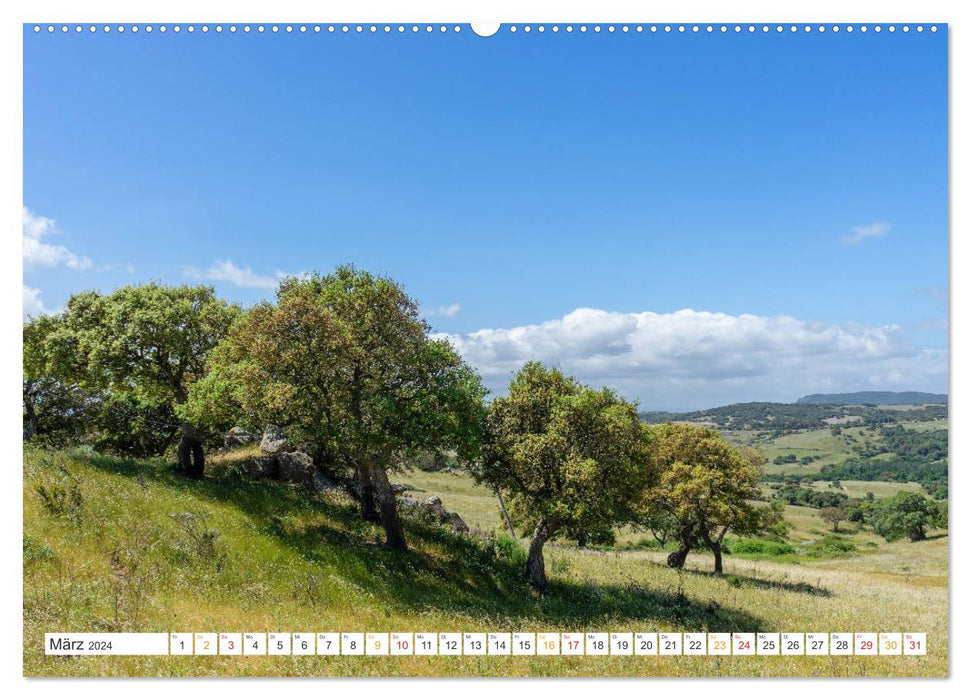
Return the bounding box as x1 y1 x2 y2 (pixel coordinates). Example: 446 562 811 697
48 284 240 475
475 362 652 591
871 491 945 542
819 507 846 532
186 266 487 551
639 423 774 574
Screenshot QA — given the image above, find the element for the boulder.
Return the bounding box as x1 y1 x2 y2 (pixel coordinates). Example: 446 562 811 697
391 483 408 494
421 495 446 518
277 450 316 487
397 496 420 510
443 511 469 534
224 426 255 449
260 425 292 455
240 456 278 479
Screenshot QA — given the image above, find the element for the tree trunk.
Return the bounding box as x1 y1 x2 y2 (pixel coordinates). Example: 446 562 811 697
667 546 690 569
712 541 723 574
367 461 408 551
177 422 205 478
24 399 37 441
526 519 551 591
355 464 380 523
700 528 726 575
666 524 695 569
496 490 517 538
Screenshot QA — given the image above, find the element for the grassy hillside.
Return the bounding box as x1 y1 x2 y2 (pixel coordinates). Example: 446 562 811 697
24 448 947 677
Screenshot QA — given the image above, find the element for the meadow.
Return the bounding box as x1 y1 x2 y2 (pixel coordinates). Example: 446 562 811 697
23 446 947 677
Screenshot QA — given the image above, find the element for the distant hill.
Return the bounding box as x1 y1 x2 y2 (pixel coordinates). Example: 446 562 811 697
639 400 947 431
796 391 947 406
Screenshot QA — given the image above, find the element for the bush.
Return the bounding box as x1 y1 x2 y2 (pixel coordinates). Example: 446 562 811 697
23 534 54 562
492 533 527 569
802 535 857 558
34 473 84 522
727 539 796 556
93 393 181 458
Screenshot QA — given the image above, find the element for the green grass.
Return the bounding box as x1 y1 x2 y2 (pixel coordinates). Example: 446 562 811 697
24 448 947 677
397 469 505 534
806 480 925 500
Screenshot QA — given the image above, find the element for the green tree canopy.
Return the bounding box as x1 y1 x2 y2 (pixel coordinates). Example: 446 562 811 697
49 283 240 475
819 506 847 533
640 423 775 573
23 313 93 444
186 265 487 551
476 362 653 590
870 491 945 542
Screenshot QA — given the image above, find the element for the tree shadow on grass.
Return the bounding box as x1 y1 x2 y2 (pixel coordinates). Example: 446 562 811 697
73 453 767 632
682 567 833 598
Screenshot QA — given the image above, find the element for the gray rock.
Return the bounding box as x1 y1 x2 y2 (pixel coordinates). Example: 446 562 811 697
224 426 256 450
240 456 278 479
391 483 408 494
422 495 446 518
260 425 292 455
277 450 316 486
397 496 420 510
443 511 469 534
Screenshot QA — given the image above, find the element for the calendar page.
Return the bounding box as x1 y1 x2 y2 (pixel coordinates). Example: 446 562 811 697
21 13 948 680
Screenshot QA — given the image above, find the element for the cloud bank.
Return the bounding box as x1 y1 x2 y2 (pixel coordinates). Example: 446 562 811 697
183 259 280 290
425 302 462 318
23 285 51 320
23 207 92 270
436 308 947 410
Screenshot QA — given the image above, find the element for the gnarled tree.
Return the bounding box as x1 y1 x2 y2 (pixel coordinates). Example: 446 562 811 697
476 362 653 591
640 423 774 574
186 266 487 551
50 284 240 476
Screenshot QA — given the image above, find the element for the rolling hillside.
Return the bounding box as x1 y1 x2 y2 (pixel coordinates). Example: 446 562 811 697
24 446 947 677
640 401 948 490
796 392 947 405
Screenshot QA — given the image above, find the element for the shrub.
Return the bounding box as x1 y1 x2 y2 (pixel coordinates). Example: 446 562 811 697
727 539 796 556
802 535 857 558
492 533 527 569
34 474 84 522
23 534 54 562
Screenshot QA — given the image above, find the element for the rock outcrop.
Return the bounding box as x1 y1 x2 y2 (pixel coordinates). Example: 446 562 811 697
260 425 293 455
239 440 334 493
224 427 255 450
240 455 278 479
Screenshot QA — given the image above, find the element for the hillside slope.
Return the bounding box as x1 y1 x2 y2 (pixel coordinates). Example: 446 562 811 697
797 392 947 405
24 448 947 677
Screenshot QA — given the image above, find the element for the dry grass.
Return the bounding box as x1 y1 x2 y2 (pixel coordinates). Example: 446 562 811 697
24 450 947 677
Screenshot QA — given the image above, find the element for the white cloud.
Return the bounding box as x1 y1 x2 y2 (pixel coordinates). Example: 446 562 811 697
843 221 891 245
23 207 93 270
183 259 279 290
23 285 51 319
435 308 947 410
425 302 462 318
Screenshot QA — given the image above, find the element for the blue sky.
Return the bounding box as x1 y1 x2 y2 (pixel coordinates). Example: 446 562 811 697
23 25 948 410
